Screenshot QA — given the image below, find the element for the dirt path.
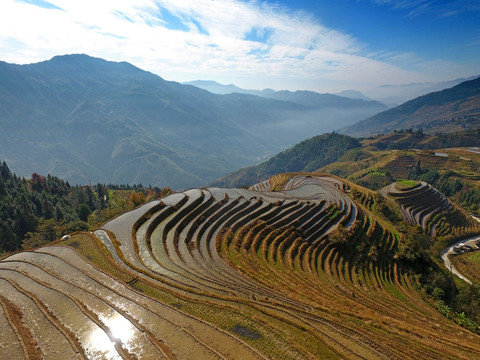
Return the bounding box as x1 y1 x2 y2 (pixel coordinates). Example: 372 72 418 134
441 216 480 284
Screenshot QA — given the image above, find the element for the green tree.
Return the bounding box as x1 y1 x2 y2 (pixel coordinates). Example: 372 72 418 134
65 221 89 233
77 203 92 222
397 225 429 263
329 225 349 247
0 223 19 252
22 218 61 249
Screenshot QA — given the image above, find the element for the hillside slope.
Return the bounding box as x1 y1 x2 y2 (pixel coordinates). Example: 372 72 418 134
1 174 479 359
211 129 480 189
341 76 480 136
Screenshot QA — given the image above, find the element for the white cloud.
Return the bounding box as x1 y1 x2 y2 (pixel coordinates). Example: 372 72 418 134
0 0 463 91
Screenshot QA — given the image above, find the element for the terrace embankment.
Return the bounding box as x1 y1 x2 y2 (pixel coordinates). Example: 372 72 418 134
1 174 480 359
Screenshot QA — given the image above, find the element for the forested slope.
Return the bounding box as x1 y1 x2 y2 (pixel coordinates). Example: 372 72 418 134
210 132 360 187
0 161 169 254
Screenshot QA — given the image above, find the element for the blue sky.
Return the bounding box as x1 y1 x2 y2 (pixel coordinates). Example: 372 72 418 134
292 1 480 67
0 0 478 93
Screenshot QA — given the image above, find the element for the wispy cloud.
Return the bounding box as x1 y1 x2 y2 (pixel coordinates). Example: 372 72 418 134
370 0 480 18
0 0 462 91
16 0 63 11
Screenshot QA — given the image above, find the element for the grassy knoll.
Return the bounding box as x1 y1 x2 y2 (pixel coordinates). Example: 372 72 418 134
452 252 480 284
395 180 419 189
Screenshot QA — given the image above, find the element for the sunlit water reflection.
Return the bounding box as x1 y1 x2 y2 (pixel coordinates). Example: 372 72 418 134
86 323 120 360
86 313 135 359
106 313 135 344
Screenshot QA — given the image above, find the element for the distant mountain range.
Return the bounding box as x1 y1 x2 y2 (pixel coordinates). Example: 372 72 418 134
185 80 386 109
0 54 386 188
186 77 479 108
341 76 480 137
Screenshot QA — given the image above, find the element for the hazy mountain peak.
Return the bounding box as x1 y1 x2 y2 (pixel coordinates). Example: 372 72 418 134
23 53 158 83
183 80 245 95
336 90 371 101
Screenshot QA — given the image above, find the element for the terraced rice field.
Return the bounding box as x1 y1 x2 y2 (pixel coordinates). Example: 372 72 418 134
1 175 480 359
382 181 453 232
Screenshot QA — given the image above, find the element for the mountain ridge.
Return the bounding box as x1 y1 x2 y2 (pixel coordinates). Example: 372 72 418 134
365 75 480 105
